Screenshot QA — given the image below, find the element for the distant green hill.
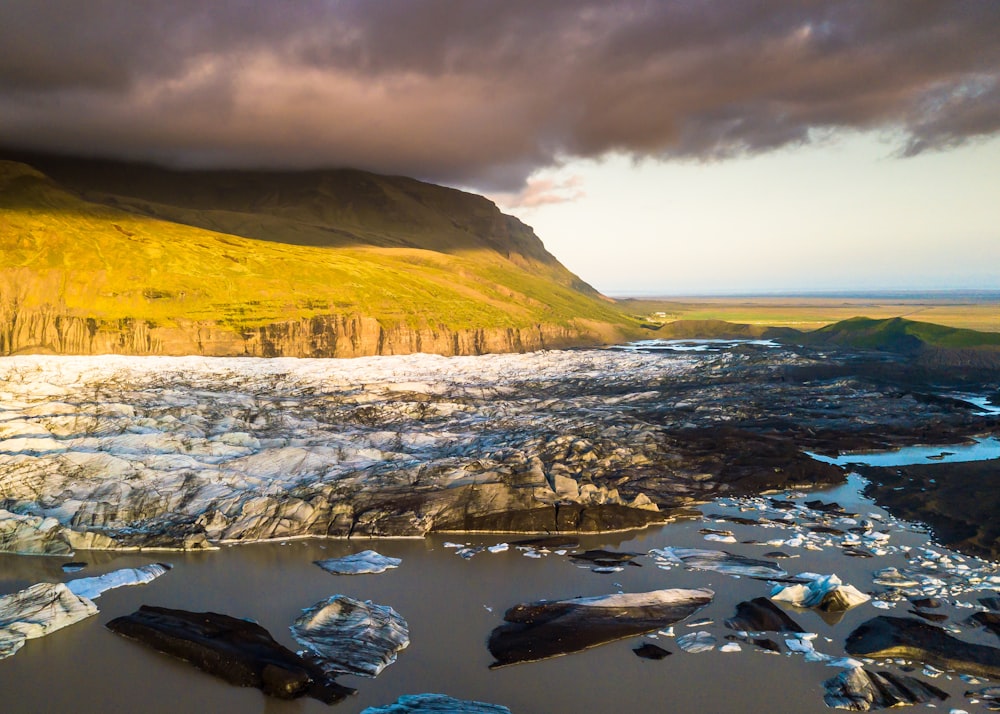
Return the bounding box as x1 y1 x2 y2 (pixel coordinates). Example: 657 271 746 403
650 316 1000 372
0 155 641 356
655 319 800 340
801 316 1000 351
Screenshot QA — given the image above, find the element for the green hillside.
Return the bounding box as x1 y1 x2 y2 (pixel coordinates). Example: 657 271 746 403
802 316 1000 351
0 157 639 354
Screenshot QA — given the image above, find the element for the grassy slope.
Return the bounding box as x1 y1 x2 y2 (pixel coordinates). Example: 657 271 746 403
0 160 636 335
802 316 1000 351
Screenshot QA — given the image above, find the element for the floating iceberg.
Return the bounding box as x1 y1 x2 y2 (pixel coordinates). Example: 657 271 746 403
65 563 171 600
107 605 353 703
314 550 401 575
291 595 409 677
676 631 716 653
649 547 786 579
770 572 870 612
823 667 948 710
784 634 862 668
845 616 1000 680
633 642 671 659
487 588 713 667
725 597 805 633
360 693 511 713
0 582 98 659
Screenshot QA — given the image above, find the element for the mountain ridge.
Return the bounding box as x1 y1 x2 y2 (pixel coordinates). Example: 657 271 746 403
0 154 641 357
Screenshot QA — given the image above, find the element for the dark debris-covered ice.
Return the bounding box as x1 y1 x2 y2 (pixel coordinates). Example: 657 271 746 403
822 667 949 711
844 615 1000 680
290 594 409 678
487 588 713 667
106 605 354 703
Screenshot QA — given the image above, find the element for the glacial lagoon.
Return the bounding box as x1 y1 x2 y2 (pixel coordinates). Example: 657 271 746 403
1 343 998 712
2 476 999 713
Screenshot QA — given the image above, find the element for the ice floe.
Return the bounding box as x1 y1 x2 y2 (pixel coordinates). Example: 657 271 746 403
314 550 401 575
633 642 671 659
0 582 98 659
107 605 354 703
845 615 1000 680
725 597 805 633
676 631 716 653
65 563 171 599
649 547 786 579
770 573 870 612
823 667 949 710
487 588 713 667
290 595 409 677
784 634 862 668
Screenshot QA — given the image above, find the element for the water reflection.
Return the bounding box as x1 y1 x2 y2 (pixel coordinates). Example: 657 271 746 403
1 476 998 714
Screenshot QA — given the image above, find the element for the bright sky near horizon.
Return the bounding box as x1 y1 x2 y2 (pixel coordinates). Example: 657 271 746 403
496 133 1000 295
1 1 999 295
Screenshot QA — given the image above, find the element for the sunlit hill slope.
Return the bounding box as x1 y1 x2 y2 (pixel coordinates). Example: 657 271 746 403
0 155 641 357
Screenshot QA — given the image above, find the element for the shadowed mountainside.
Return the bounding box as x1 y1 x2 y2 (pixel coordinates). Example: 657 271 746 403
0 155 642 357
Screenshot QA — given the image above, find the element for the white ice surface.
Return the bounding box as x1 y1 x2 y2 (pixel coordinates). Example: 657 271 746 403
65 563 171 599
0 582 98 660
314 550 401 575
770 573 870 611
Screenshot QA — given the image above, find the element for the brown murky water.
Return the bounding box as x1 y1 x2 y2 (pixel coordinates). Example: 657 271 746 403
2 478 996 714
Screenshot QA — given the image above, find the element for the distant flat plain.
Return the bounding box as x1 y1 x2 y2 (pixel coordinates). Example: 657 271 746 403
616 293 1000 333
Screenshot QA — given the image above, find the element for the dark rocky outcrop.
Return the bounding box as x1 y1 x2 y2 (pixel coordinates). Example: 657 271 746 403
487 588 713 667
844 616 1000 680
106 606 355 703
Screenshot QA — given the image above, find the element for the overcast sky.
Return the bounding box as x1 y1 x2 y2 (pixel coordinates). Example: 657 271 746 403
2 1 998 294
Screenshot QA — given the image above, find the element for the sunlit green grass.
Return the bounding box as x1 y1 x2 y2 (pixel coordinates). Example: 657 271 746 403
0 161 639 338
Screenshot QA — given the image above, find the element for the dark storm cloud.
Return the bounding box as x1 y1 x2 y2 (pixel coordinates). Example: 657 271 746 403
1 0 998 189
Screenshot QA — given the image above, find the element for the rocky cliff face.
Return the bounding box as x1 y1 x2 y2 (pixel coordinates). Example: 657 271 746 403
0 309 597 357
